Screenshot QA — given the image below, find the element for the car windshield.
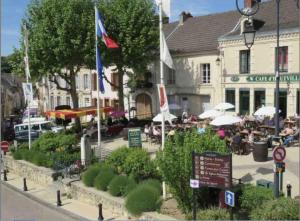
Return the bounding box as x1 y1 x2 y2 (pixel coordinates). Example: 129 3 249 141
15 125 28 132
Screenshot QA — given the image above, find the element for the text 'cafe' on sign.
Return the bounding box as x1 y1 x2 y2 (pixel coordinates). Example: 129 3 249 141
193 151 232 189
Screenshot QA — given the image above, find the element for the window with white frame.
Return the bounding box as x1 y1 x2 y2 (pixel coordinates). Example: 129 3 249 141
66 97 71 106
201 64 210 83
83 74 89 89
165 65 176 85
57 96 61 106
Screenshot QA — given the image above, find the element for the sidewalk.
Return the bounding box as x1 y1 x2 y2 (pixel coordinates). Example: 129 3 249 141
232 144 299 198
3 173 127 221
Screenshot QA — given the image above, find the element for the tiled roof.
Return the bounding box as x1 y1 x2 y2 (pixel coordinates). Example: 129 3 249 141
164 0 299 54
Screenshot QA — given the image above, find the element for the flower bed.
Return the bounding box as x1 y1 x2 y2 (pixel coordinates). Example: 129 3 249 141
11 132 80 170
82 147 161 216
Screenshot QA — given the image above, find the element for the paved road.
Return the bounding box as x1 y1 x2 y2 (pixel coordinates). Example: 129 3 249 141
0 182 88 221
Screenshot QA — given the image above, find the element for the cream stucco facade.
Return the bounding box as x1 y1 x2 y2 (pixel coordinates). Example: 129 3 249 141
219 28 300 117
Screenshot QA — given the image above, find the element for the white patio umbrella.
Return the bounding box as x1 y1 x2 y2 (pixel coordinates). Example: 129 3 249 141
169 103 182 110
153 113 177 122
210 115 242 126
254 106 279 116
198 109 224 119
214 102 235 110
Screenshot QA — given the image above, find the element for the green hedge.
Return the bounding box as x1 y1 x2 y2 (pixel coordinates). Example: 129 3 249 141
123 148 157 180
94 168 116 191
140 179 161 194
186 207 230 220
250 197 300 220
82 166 101 187
108 175 130 196
239 185 274 211
123 177 137 196
125 184 161 216
105 146 132 173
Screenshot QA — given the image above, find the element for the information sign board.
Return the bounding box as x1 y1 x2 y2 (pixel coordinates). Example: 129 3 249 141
193 152 232 189
128 128 142 148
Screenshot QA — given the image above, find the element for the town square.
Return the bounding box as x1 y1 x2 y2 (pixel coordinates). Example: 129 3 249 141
0 0 299 220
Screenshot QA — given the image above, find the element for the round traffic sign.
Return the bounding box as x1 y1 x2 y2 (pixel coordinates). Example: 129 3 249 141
272 146 286 162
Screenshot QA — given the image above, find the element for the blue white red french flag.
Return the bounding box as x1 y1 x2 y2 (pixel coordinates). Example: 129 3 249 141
95 7 119 49
96 46 105 93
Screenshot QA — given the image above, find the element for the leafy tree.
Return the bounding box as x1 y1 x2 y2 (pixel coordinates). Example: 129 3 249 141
156 128 229 213
97 0 159 110
11 0 95 129
1 56 13 73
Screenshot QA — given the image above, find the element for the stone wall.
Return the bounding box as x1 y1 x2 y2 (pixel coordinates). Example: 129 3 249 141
67 181 128 217
4 155 54 186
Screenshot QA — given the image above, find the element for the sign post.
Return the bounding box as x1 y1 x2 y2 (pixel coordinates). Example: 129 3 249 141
1 141 9 155
272 146 286 197
128 128 142 148
192 151 233 220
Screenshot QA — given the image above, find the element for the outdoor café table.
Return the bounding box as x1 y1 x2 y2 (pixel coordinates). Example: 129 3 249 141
253 131 264 137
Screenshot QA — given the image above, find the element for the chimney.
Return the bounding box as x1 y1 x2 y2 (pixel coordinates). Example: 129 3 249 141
179 11 193 25
244 0 260 8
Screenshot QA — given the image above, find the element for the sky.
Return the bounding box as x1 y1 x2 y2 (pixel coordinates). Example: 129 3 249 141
1 0 238 56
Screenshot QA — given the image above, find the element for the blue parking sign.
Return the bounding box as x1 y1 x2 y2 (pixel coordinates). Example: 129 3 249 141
225 190 235 207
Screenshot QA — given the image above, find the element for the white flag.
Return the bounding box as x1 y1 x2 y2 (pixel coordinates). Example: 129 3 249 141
23 25 31 79
161 32 174 69
155 0 171 18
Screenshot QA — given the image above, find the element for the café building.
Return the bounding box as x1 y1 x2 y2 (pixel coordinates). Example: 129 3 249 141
218 0 299 118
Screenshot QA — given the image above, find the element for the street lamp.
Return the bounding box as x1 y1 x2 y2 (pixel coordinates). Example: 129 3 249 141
242 19 256 49
236 0 299 199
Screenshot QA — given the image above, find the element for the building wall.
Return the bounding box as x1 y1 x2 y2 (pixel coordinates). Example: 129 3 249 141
147 53 222 116
219 30 300 116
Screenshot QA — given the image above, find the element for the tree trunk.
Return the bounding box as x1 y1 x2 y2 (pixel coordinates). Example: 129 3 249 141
70 71 81 131
117 67 124 111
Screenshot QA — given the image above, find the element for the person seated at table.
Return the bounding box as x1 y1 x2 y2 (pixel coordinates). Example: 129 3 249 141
144 124 150 140
216 127 225 139
247 129 254 145
283 127 299 146
281 124 294 137
231 132 242 145
153 126 161 136
197 122 205 134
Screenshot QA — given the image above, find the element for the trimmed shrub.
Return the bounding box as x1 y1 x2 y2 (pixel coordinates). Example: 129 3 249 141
239 185 274 211
94 168 116 191
108 175 129 196
250 197 300 220
12 149 23 160
123 148 157 180
105 146 132 173
140 179 161 194
186 207 230 220
123 177 137 196
82 166 101 187
125 184 161 216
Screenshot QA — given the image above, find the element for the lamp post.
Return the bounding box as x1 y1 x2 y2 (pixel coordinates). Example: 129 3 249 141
236 0 299 198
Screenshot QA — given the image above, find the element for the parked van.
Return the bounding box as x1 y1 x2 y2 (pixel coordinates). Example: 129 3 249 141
14 121 63 135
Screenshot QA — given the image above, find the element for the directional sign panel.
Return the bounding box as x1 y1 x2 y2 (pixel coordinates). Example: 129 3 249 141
190 179 199 188
193 152 232 189
225 190 235 207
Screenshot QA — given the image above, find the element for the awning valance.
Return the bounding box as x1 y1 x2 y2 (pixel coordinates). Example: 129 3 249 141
45 106 113 120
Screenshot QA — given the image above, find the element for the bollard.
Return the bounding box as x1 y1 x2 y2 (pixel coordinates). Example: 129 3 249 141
238 179 242 184
57 190 62 207
23 178 28 191
4 169 7 181
98 203 104 221
286 182 292 198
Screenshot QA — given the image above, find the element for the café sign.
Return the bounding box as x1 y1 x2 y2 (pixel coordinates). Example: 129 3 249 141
193 151 232 189
247 73 300 82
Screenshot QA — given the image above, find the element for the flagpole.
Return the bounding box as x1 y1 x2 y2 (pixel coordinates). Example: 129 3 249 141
159 0 167 200
24 25 31 150
95 6 102 160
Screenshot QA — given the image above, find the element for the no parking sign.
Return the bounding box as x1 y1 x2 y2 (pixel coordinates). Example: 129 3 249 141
272 146 286 162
